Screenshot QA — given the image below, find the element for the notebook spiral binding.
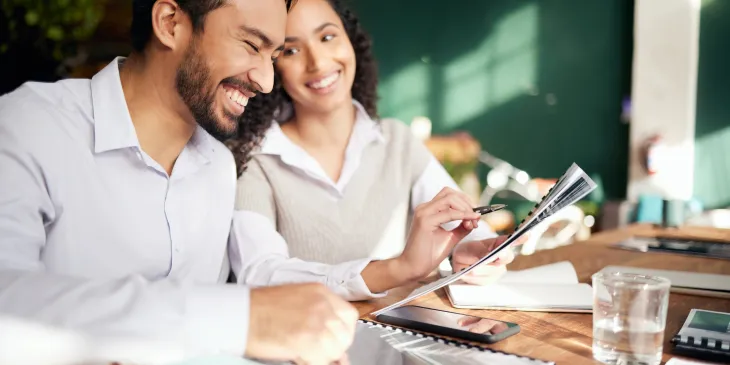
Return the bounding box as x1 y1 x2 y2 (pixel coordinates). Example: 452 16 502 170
358 319 555 365
672 334 730 353
503 184 555 239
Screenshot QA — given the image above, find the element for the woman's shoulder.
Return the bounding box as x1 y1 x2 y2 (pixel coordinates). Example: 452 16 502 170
375 117 432 176
377 117 417 146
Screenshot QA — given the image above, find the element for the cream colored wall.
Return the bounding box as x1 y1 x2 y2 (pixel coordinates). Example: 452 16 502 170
627 0 701 201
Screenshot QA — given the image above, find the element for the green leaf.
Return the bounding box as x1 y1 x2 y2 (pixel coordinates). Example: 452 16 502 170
47 26 64 41
3 0 109 60
71 8 82 21
25 10 39 25
1 2 13 16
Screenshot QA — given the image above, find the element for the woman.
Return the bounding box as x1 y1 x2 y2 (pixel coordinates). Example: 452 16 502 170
227 0 519 300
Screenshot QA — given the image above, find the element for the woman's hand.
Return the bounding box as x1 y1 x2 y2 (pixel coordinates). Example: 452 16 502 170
450 234 528 285
396 187 481 280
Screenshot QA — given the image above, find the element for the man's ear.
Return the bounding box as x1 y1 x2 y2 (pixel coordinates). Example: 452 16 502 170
150 0 190 50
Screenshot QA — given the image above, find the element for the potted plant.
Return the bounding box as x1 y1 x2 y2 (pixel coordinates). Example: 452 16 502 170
0 0 107 94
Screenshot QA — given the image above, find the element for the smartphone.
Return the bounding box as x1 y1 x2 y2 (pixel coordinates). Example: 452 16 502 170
375 305 520 344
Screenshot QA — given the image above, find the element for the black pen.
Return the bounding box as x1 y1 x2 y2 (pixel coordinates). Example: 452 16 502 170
473 204 507 215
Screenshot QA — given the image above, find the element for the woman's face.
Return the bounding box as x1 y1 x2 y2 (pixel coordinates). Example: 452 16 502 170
275 0 356 115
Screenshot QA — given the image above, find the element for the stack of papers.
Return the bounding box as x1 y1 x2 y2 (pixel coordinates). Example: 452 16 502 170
442 261 593 313
373 163 597 316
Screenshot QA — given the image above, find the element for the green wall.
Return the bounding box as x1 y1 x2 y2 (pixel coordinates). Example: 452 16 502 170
694 0 730 209
352 0 633 200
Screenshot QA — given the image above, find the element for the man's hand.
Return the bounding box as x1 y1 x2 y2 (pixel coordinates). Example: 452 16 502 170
451 234 528 285
246 283 358 364
397 187 482 280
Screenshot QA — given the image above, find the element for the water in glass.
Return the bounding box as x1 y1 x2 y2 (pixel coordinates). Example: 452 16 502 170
592 272 670 365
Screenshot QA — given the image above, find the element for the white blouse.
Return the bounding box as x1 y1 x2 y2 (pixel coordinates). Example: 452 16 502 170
229 101 495 300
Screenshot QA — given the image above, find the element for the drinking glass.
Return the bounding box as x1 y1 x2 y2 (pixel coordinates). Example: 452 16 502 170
592 271 671 365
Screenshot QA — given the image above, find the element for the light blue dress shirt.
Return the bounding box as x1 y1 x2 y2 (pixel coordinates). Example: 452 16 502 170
0 58 250 358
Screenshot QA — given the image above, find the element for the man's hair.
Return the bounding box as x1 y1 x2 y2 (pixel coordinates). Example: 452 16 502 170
130 0 296 52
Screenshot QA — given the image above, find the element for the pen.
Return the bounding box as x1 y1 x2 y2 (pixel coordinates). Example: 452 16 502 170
473 204 507 215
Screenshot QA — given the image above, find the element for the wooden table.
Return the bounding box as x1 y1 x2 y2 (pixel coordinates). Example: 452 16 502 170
353 224 730 364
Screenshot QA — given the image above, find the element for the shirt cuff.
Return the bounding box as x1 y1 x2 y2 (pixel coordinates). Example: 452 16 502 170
184 284 250 357
329 258 387 301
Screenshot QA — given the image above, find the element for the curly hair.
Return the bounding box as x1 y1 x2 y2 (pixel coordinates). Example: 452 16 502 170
226 0 379 177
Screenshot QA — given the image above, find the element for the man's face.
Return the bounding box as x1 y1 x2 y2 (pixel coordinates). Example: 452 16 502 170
175 0 287 140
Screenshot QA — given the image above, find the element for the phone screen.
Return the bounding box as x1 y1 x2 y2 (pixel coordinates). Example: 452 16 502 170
383 306 517 335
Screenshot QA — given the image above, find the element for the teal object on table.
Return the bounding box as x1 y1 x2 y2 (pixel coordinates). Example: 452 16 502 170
634 194 702 227
635 194 664 224
662 199 686 227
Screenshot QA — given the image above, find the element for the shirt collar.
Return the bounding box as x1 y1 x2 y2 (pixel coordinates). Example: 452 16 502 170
91 57 140 154
90 57 216 163
259 100 385 158
189 126 215 164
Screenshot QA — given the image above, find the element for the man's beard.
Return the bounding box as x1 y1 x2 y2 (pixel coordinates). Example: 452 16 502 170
175 42 239 142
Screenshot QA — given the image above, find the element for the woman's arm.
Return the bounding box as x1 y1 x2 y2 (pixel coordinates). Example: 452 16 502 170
229 209 391 301
411 155 497 242
230 159 485 299
407 138 517 285
230 158 398 301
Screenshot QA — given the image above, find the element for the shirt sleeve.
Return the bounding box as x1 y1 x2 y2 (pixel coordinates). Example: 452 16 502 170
0 127 251 359
411 156 497 242
231 158 385 301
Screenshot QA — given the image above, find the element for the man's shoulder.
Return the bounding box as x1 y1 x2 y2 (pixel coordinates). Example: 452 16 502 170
0 79 93 130
0 79 94 159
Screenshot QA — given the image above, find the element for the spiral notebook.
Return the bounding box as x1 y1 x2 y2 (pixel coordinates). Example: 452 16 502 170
348 320 554 365
671 309 730 362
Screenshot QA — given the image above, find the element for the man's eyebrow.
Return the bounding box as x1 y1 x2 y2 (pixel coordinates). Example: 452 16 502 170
239 26 276 49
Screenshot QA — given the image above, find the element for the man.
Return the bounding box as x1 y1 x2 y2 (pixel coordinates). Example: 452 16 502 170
0 1 361 363
0 1 495 364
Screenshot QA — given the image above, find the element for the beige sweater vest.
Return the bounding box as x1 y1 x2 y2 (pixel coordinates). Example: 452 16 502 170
235 119 431 264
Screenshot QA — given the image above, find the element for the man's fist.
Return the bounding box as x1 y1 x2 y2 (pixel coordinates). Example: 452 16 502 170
246 283 359 364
